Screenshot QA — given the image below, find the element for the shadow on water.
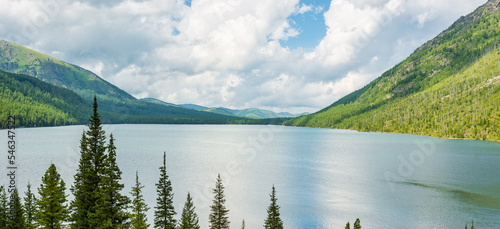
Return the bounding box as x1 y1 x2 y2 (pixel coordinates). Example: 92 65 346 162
390 180 500 210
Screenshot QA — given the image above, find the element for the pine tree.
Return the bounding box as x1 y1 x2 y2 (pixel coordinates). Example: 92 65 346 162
0 186 8 227
130 171 149 229
154 152 176 229
24 183 38 229
6 189 26 229
264 185 283 229
93 134 131 229
240 219 245 229
209 174 229 229
71 96 107 229
179 192 200 229
37 164 69 229
353 218 361 229
345 222 350 229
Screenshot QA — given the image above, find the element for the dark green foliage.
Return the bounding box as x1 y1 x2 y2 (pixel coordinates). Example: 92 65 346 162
240 219 245 229
179 193 200 229
154 152 176 229
209 174 230 229
23 183 37 229
93 134 131 228
354 218 361 229
6 189 25 229
0 186 8 227
37 164 69 229
71 97 107 229
264 185 283 229
130 172 149 229
286 2 500 142
345 222 350 229
0 69 90 128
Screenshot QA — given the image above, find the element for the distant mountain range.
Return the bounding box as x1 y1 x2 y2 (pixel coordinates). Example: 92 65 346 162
0 41 297 127
286 0 500 142
140 98 308 119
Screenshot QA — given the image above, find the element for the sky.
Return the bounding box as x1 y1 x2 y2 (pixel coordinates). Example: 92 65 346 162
0 0 488 113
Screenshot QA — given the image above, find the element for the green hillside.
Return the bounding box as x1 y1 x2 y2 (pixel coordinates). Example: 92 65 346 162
0 69 90 128
0 40 134 105
0 41 250 124
285 0 500 142
143 98 305 119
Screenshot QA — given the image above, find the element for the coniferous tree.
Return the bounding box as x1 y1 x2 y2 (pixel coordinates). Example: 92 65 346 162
353 218 361 229
345 222 350 229
6 189 26 229
154 152 176 229
24 183 38 229
209 174 229 229
71 96 107 229
264 185 283 229
240 219 245 229
37 164 69 229
0 186 8 227
179 192 199 229
130 172 149 229
93 134 130 229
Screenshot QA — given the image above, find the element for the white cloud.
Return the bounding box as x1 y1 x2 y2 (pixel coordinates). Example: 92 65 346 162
0 0 489 113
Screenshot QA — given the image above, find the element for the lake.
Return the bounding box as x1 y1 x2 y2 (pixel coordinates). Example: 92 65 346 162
1 125 499 228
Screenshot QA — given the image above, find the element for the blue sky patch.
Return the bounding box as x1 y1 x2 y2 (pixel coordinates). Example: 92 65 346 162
281 0 330 51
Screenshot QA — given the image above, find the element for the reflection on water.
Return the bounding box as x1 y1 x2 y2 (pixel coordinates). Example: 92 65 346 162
1 125 499 228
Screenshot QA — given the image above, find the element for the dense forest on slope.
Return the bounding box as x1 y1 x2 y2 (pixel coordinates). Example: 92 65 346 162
0 69 287 127
0 70 90 128
286 0 500 142
0 40 250 124
0 40 135 105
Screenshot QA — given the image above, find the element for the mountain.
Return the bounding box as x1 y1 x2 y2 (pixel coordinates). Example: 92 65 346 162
0 41 253 125
142 98 307 119
0 69 91 128
0 40 134 105
286 0 500 142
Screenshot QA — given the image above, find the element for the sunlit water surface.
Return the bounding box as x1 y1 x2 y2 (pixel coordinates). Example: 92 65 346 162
1 125 499 228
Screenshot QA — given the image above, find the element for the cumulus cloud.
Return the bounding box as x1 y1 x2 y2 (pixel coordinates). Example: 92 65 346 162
0 0 488 113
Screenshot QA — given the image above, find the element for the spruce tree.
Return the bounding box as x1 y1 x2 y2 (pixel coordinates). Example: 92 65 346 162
24 183 38 229
0 186 8 227
6 189 26 229
209 174 229 229
130 172 149 229
345 222 350 229
240 219 245 229
37 164 69 229
154 152 176 229
71 96 107 229
353 218 361 229
93 134 131 229
264 185 283 229
179 192 200 229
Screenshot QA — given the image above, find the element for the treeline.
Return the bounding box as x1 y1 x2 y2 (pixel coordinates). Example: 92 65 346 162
0 70 288 128
0 70 90 128
0 98 288 229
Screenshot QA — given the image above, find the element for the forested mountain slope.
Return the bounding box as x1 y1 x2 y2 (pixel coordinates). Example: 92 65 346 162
0 41 247 124
0 69 90 128
286 0 500 141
